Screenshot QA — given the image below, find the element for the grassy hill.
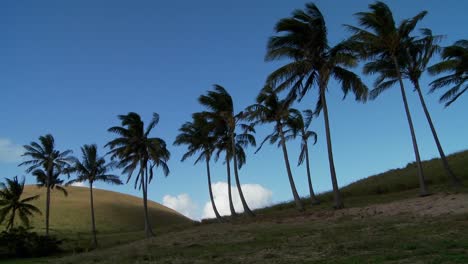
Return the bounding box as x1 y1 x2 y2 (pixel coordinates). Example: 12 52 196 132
20 186 193 235
5 150 468 263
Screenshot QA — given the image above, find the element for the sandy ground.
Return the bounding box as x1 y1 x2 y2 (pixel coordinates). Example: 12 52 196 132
285 193 468 222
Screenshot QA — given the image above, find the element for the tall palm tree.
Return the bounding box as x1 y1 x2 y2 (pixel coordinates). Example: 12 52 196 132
199 85 255 216
363 29 462 187
289 109 320 205
106 112 170 237
174 114 223 220
246 87 304 211
67 144 122 247
266 3 368 208
346 1 429 196
428 39 468 107
19 134 73 235
0 176 41 231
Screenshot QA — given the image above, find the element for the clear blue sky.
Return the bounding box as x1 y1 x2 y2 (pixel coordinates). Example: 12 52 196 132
1 0 467 219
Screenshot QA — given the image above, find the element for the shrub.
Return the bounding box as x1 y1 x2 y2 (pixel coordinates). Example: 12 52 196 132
0 227 62 258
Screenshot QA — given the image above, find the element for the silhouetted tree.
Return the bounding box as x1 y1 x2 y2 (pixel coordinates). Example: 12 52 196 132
106 112 170 237
0 176 41 231
67 144 122 247
347 1 429 195
266 3 368 208
428 40 467 106
19 134 73 235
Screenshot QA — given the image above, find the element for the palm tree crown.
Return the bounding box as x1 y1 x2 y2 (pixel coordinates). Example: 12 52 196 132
428 39 468 106
0 176 41 230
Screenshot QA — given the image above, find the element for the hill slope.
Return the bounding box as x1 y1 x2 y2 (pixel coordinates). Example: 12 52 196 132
21 186 193 234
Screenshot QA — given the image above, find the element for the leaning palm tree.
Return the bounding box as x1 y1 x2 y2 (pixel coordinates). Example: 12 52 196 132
289 109 320 205
19 134 73 235
428 39 468 107
363 29 462 187
266 3 368 208
245 87 304 211
106 112 170 237
0 176 41 231
67 144 122 247
346 1 429 196
174 114 223 220
198 85 255 216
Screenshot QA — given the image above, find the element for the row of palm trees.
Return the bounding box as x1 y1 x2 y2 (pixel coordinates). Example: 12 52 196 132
1 112 171 247
1 0 466 245
176 1 466 215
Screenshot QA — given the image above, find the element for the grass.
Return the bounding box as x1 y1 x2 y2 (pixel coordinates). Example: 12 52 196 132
3 150 468 263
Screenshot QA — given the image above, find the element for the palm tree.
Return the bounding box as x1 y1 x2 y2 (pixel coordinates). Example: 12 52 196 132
266 3 368 208
289 110 320 205
174 114 223 220
198 85 255 216
106 112 170 237
363 29 462 187
428 40 468 107
246 87 304 211
346 1 429 196
67 144 122 247
0 176 41 231
19 134 73 235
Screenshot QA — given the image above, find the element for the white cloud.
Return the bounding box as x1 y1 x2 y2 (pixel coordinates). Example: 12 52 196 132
71 182 86 187
202 181 273 219
163 193 199 220
0 138 24 163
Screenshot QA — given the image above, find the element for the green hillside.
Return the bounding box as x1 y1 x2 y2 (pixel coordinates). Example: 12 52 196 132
20 186 193 235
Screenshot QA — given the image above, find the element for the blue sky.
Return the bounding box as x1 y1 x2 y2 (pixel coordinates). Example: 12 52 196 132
1 0 467 219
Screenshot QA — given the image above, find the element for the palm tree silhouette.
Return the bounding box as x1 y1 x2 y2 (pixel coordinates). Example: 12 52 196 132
246 87 304 211
362 29 462 187
428 40 467 107
67 144 122 247
199 85 255 216
266 3 368 208
289 110 320 205
106 112 170 237
0 176 41 231
347 1 429 196
174 113 223 220
19 134 73 235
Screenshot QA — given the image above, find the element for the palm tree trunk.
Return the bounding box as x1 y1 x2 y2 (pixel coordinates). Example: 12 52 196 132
89 182 98 248
206 158 222 221
278 123 304 211
45 185 51 235
392 57 428 196
231 135 255 217
320 90 344 209
414 80 461 187
8 208 16 230
304 142 320 205
226 156 237 216
140 170 154 237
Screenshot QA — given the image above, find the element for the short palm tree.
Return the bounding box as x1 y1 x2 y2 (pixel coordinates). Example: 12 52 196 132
246 87 304 211
0 176 41 231
347 1 429 196
67 144 122 247
106 112 170 237
289 110 320 205
19 134 73 235
266 3 368 208
174 113 223 220
363 29 462 187
428 40 467 107
199 85 255 216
